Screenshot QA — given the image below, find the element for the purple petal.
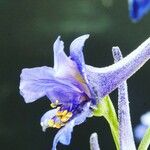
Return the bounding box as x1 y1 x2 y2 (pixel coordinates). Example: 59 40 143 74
53 36 90 96
53 36 69 73
129 0 150 22
70 34 89 73
52 102 92 150
69 35 97 102
134 124 148 141
20 66 55 103
140 111 150 126
20 66 83 104
53 36 80 79
86 37 150 102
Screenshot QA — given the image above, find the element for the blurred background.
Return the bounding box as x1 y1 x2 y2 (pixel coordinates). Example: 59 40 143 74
0 0 150 149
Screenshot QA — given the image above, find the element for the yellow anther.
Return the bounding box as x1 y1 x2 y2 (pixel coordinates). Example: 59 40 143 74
61 116 70 122
50 103 57 108
48 119 54 127
53 123 61 129
56 111 63 117
50 100 59 108
66 112 73 118
56 110 68 117
61 110 68 116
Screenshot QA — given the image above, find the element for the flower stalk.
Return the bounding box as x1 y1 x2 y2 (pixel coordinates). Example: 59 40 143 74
112 47 136 150
90 132 101 150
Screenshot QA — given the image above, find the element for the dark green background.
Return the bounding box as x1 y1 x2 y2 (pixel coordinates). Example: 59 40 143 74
0 0 150 149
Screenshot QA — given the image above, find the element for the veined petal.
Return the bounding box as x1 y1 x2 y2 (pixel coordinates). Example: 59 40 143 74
53 36 90 96
69 35 96 102
20 66 54 103
70 34 89 73
53 36 69 73
53 36 80 78
86 37 150 102
52 102 91 150
20 66 83 103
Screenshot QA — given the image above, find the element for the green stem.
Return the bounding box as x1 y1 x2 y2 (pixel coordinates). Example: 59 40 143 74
138 128 150 150
93 96 119 150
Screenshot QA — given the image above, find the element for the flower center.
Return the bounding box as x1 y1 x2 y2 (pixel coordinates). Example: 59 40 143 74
48 100 73 129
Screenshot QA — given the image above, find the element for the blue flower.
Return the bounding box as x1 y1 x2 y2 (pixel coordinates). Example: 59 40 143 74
134 112 150 141
128 0 150 22
19 35 150 150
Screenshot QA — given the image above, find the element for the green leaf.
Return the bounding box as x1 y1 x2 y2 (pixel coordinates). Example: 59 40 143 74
93 95 119 150
138 128 150 150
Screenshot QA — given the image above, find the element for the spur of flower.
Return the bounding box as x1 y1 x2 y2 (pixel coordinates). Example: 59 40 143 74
19 35 150 150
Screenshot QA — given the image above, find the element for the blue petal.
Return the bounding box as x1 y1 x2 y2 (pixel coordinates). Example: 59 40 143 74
20 66 54 103
53 36 68 73
53 36 81 79
140 111 150 126
52 102 92 150
70 34 89 73
40 109 57 132
129 0 150 22
20 66 83 103
53 36 90 95
134 124 148 140
69 35 96 102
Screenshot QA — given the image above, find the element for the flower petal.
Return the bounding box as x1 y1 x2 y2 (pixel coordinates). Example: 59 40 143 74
128 0 150 22
85 37 150 102
69 35 96 102
70 34 89 73
53 36 90 94
52 102 91 150
53 36 68 73
20 66 83 104
134 124 148 141
53 36 79 78
20 66 55 103
140 111 150 126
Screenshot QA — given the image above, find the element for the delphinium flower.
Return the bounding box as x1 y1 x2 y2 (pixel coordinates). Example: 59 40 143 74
19 35 150 150
128 0 150 22
135 111 150 141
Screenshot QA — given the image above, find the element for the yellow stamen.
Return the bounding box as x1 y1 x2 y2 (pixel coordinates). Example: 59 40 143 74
61 116 70 122
66 112 73 118
50 103 57 108
48 119 54 127
50 100 59 108
53 123 61 129
56 110 68 117
61 110 68 116
56 111 63 117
